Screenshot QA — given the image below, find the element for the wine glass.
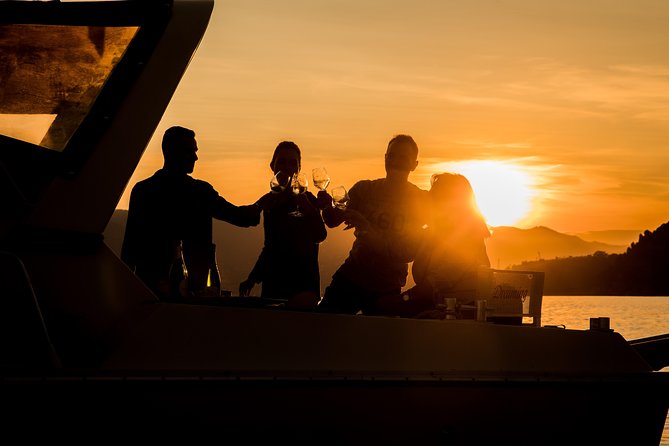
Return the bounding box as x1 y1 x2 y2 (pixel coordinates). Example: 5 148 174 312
288 172 308 217
270 171 290 193
331 185 349 210
312 167 330 192
331 185 353 229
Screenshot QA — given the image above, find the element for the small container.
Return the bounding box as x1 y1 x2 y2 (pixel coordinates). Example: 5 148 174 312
589 317 612 331
476 299 487 322
444 297 457 319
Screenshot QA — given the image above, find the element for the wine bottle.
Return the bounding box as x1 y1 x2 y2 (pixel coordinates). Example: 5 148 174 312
168 240 189 301
205 243 222 297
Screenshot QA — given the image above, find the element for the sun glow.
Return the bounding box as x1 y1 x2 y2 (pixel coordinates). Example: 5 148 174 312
431 161 535 227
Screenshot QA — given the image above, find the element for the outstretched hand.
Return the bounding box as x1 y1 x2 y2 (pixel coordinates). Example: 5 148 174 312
239 278 255 297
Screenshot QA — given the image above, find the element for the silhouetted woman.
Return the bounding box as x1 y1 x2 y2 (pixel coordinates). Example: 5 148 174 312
410 172 491 314
238 141 328 308
375 172 490 317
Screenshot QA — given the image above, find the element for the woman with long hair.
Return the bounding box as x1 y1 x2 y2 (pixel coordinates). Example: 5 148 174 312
238 141 328 309
412 172 491 314
376 172 490 317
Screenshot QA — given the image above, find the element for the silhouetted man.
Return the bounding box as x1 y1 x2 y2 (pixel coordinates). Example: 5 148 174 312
121 126 264 300
318 134 429 314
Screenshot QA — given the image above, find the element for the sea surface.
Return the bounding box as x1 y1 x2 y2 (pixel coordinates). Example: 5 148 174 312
541 296 669 445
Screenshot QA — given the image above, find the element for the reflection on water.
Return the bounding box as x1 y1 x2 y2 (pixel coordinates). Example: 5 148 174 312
542 296 669 446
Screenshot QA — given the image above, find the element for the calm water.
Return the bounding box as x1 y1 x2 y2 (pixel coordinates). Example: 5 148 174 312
541 296 669 445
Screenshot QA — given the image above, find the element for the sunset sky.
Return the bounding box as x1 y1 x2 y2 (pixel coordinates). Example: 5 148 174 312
117 0 669 234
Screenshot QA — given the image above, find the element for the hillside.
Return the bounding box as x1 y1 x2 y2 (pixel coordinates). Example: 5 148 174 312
512 222 669 295
486 225 626 269
105 210 631 296
570 229 643 246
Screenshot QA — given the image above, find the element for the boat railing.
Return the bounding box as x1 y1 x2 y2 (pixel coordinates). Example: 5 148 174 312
477 268 545 326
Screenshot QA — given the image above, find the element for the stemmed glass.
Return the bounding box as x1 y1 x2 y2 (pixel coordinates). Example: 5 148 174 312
270 171 290 193
312 167 330 192
331 185 353 229
331 185 349 209
288 172 308 217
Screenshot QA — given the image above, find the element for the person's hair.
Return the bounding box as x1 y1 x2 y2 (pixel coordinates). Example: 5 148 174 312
387 134 418 159
430 172 476 201
162 126 195 157
270 140 302 169
430 172 490 237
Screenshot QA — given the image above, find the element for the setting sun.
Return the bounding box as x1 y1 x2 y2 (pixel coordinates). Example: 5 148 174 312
431 161 535 227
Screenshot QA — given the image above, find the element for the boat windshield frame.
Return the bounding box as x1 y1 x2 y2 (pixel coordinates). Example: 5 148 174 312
0 0 174 203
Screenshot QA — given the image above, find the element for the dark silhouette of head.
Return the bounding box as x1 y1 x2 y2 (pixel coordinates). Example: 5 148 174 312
385 134 418 177
270 141 302 177
430 172 477 204
162 126 198 175
430 172 489 237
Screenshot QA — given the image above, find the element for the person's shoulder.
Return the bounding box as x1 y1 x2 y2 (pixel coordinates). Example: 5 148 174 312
406 181 429 204
409 182 428 194
191 178 226 203
189 176 217 192
131 171 162 192
350 178 378 192
352 179 374 187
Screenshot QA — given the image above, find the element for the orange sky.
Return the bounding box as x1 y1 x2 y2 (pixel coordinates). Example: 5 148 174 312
117 0 669 234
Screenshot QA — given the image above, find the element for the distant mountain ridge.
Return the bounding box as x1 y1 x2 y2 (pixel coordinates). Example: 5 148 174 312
105 210 635 295
486 225 627 269
512 222 669 295
569 229 643 246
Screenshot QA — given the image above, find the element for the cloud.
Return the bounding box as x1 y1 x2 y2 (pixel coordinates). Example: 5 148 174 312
118 0 669 234
611 64 669 77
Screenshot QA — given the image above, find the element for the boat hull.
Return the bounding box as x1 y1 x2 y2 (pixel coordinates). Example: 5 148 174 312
2 371 667 444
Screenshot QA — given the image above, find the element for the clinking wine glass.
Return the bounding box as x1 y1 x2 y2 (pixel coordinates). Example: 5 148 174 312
270 171 291 193
331 185 353 229
288 172 308 217
312 167 330 192
331 185 349 210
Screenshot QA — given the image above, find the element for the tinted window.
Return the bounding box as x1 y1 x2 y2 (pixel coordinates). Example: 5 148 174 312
0 24 137 151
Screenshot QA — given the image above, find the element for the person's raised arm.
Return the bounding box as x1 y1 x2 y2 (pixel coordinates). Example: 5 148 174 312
321 183 353 228
205 181 262 227
322 205 346 228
